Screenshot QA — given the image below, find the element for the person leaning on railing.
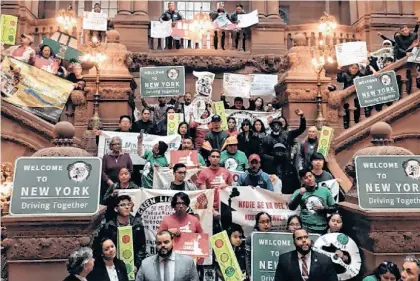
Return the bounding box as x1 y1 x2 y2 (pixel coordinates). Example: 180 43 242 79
160 1 183 49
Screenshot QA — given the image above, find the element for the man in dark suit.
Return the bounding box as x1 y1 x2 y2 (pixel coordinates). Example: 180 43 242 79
274 229 338 281
136 230 199 281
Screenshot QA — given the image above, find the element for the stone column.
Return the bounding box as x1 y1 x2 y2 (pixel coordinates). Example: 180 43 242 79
266 0 281 19
133 0 148 15
251 1 266 17
350 0 417 51
117 0 131 15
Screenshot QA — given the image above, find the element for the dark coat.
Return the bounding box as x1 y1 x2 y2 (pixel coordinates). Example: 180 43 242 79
237 132 260 158
62 275 83 281
160 10 183 22
274 250 338 281
394 25 419 59
87 258 129 281
94 215 147 269
132 120 156 134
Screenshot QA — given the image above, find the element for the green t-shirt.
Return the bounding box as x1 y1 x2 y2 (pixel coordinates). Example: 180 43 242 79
141 150 168 189
198 153 206 166
290 185 335 233
220 150 249 172
362 276 378 281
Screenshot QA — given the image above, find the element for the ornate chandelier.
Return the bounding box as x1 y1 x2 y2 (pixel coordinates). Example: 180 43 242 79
56 5 77 31
318 12 337 36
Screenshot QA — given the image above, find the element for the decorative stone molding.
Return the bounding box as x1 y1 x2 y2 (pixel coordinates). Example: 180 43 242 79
85 82 132 100
127 52 288 73
1 133 44 152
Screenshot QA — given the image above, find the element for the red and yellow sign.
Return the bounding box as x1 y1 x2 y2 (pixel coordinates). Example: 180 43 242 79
317 126 334 158
118 226 135 280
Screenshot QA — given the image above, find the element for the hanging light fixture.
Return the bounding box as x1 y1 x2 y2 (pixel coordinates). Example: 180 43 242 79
318 12 337 36
56 4 77 32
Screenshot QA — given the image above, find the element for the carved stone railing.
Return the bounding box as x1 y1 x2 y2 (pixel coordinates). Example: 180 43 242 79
285 24 361 49
327 57 418 144
149 26 251 52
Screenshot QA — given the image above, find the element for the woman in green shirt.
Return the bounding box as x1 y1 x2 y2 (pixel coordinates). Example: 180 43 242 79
137 137 169 188
362 261 401 281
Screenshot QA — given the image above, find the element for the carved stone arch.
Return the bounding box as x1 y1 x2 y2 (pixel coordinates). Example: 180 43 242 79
1 132 46 152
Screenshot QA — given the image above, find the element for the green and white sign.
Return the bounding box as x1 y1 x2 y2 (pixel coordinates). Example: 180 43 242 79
10 157 102 216
356 155 420 210
354 71 399 108
251 232 320 281
140 66 185 97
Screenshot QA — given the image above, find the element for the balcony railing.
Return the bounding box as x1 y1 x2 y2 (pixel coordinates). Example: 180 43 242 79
285 23 361 49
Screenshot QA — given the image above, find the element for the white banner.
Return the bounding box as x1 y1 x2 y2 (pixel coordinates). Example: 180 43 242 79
335 41 368 67
238 10 259 28
250 74 277 97
225 109 282 131
82 11 107 31
98 131 181 165
118 189 214 265
219 187 298 236
223 73 251 98
408 47 420 63
319 179 340 203
151 20 173 39
152 167 201 189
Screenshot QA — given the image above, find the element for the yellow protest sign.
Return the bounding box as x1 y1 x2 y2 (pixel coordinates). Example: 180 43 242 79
210 231 243 281
1 15 18 45
317 126 334 158
214 101 228 130
117 226 135 280
167 113 181 135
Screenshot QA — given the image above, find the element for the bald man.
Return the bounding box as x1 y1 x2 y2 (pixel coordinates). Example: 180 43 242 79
299 126 319 170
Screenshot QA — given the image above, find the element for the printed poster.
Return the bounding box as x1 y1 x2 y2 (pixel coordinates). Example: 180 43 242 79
354 71 399 108
335 41 368 67
117 189 214 265
250 74 277 97
210 231 243 281
193 71 215 97
1 15 18 45
237 10 259 28
83 11 107 31
167 113 182 136
170 150 199 167
153 167 200 189
117 226 135 280
174 232 209 258
219 187 298 236
226 109 282 132
1 57 74 123
316 126 334 158
214 101 228 131
151 20 173 38
97 131 181 165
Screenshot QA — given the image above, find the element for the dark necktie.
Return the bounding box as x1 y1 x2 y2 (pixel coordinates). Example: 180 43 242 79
164 258 170 281
301 255 309 281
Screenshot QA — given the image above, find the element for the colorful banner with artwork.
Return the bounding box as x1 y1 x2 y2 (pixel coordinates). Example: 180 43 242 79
210 231 244 281
219 187 298 236
97 131 181 165
225 109 282 132
117 189 214 265
1 56 74 123
316 126 334 158
1 15 18 45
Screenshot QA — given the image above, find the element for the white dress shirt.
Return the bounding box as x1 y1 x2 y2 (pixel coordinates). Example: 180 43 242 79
159 254 175 281
297 251 312 277
75 274 88 281
106 264 119 281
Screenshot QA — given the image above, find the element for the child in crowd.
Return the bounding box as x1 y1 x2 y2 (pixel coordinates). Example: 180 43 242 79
102 167 139 205
326 212 343 233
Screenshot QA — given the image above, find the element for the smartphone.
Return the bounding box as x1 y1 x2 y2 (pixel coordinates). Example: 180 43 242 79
139 129 144 140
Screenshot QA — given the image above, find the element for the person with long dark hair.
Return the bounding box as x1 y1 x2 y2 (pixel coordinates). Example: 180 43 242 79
178 122 191 140
87 238 129 281
252 119 267 139
237 119 260 158
286 215 302 233
189 109 212 150
362 261 401 281
248 97 265 111
227 117 240 137
30 44 59 74
245 212 272 278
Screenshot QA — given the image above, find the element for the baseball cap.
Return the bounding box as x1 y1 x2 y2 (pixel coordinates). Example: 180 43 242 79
21 33 34 43
248 154 261 163
211 114 222 122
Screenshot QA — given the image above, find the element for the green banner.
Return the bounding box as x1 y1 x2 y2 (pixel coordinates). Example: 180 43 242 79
356 155 420 210
140 66 185 97
251 232 320 281
42 34 83 62
9 157 101 215
1 15 18 45
354 71 399 108
1 56 74 123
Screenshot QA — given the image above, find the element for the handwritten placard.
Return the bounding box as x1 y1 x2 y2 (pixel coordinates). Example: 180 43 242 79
82 11 107 31
250 74 277 96
223 73 251 98
335 41 368 67
151 20 173 38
